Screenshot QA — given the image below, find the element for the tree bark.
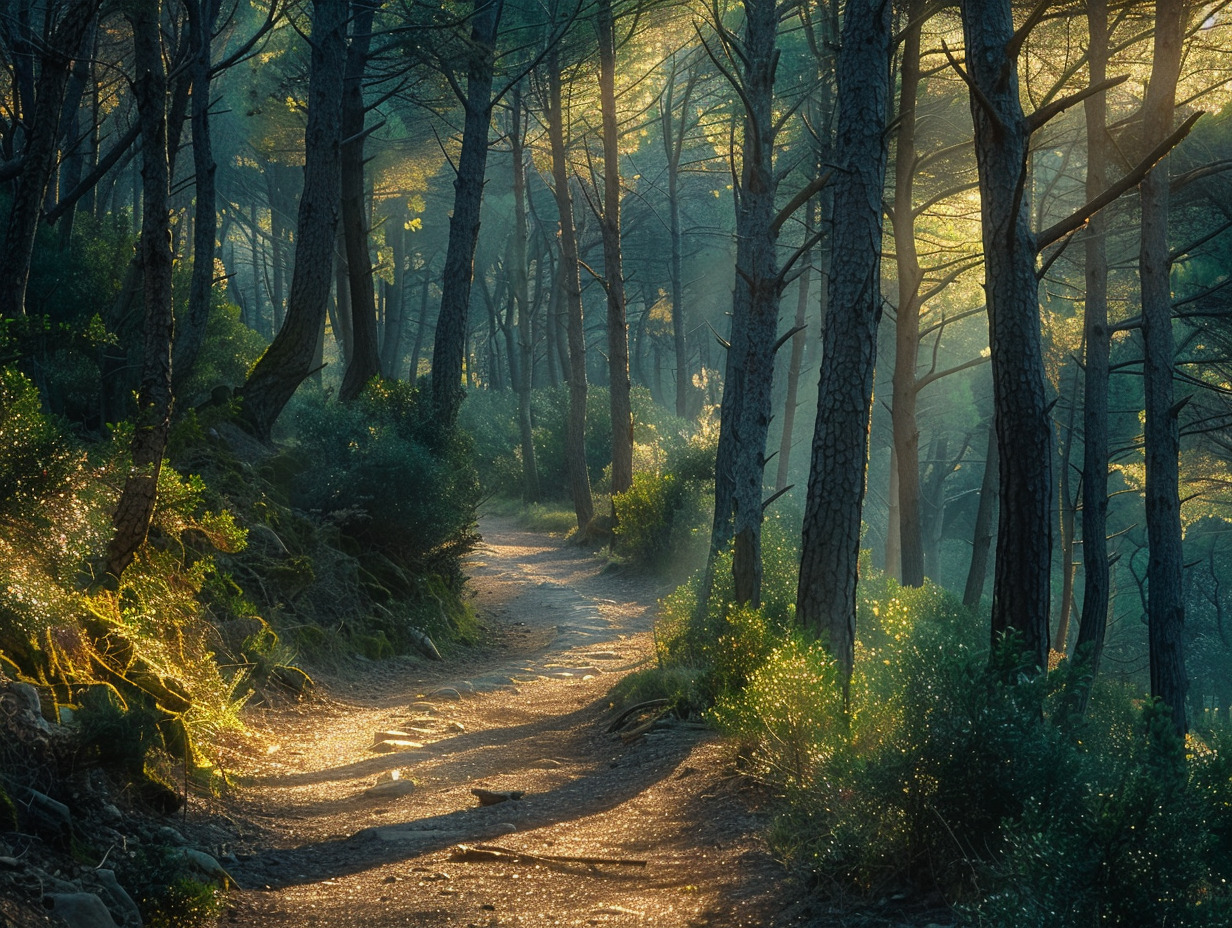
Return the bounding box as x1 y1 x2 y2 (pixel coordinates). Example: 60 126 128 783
173 0 222 389
240 0 347 440
661 61 696 419
596 0 632 495
889 0 925 587
706 0 783 607
1141 0 1188 735
0 0 99 318
1073 0 1112 705
960 0 1052 672
430 0 504 428
104 0 173 580
510 87 540 502
963 419 999 609
338 0 381 402
546 46 594 530
797 0 893 686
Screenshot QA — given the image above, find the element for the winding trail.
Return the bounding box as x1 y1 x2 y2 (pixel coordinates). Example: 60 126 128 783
208 515 793 927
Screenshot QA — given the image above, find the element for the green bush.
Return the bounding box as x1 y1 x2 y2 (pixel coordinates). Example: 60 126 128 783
612 472 706 570
284 379 480 577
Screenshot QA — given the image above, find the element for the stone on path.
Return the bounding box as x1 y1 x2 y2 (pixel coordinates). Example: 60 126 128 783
45 893 119 928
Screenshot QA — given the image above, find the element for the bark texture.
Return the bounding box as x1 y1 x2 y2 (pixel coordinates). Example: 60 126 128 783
338 0 381 402
105 1 173 580
240 0 347 439
707 0 782 607
960 0 1052 671
430 0 504 428
1073 0 1112 702
596 0 633 496
796 0 892 684
1141 0 1188 735
546 47 594 530
888 0 925 587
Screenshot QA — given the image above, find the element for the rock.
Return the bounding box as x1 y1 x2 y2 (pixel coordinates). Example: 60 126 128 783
370 739 425 754
531 759 562 769
156 826 186 846
19 789 71 839
92 870 142 928
471 789 522 806
373 729 413 744
428 686 462 701
408 702 436 715
99 804 123 824
445 721 465 733
45 893 120 928
0 855 21 869
179 848 234 888
491 822 516 835
365 778 415 800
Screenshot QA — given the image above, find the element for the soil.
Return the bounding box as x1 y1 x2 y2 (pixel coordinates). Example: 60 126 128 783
200 515 814 928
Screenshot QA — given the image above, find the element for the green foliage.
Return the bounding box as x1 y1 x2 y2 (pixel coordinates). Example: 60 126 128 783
175 292 267 407
0 367 82 522
0 780 16 831
284 380 480 576
700 564 1232 922
118 846 224 928
612 472 706 570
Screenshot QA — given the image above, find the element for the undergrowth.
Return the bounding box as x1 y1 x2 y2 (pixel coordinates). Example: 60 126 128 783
647 527 1232 924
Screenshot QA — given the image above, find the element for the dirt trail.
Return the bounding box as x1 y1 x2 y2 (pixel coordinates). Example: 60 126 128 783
209 515 796 927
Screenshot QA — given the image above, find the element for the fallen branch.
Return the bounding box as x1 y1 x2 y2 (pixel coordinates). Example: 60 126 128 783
450 843 647 868
606 698 669 733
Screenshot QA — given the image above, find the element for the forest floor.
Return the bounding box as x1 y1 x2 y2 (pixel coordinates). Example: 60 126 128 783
195 515 952 928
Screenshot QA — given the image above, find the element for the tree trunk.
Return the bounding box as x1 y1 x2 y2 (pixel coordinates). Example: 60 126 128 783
797 0 893 686
173 0 221 389
430 0 504 428
546 47 593 530
379 202 408 375
775 200 814 493
661 64 695 418
339 0 381 402
510 87 540 501
889 0 925 587
963 420 998 609
960 0 1052 672
240 0 347 440
1141 0 1187 736
0 0 99 318
104 0 173 580
1073 0 1112 706
1055 362 1080 654
707 0 783 607
596 0 632 495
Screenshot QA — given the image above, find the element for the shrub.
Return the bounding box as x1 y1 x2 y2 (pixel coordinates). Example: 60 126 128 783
284 380 480 578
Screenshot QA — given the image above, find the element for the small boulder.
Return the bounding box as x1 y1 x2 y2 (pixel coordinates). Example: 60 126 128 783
45 893 119 928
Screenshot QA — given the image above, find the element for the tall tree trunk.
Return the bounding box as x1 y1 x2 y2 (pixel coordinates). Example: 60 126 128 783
104 0 173 579
1055 362 1080 654
797 0 893 687
408 270 431 380
240 0 347 439
661 63 695 418
775 200 813 493
1141 0 1187 735
964 419 998 608
510 87 540 501
339 0 381 402
0 0 99 318
596 0 632 495
889 0 925 587
332 227 352 364
546 47 593 530
1073 0 1112 706
173 0 221 389
379 202 408 375
707 0 783 607
430 0 504 428
960 0 1052 672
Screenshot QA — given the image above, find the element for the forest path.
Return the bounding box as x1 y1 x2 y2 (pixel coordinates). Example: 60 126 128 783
212 514 795 927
